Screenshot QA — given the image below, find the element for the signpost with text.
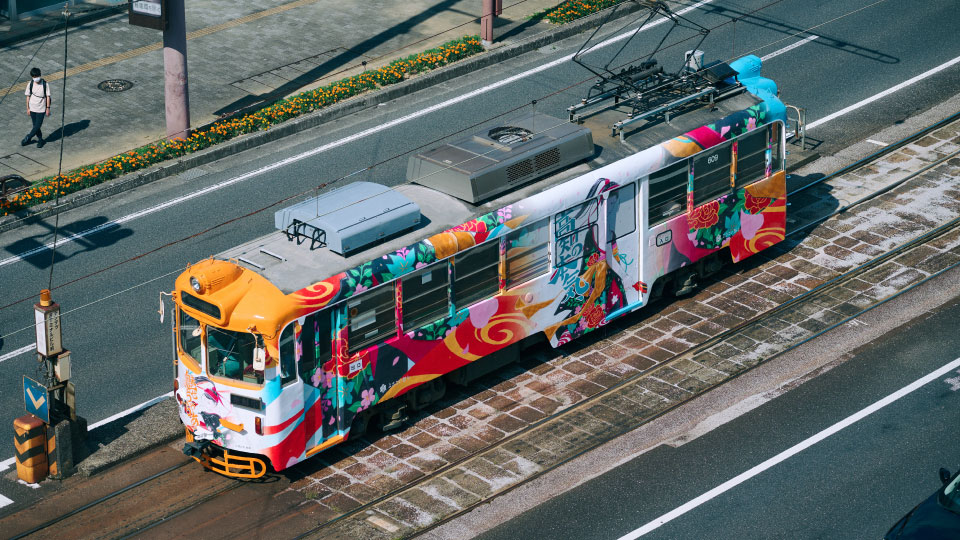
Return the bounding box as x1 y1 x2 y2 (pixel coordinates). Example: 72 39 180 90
129 0 167 30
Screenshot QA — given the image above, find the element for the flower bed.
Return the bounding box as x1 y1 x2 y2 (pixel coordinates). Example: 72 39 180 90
535 0 625 24
1 36 483 216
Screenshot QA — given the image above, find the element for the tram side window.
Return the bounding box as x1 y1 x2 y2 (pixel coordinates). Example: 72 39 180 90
402 263 450 330
693 140 733 208
556 200 599 235
770 122 783 173
734 126 768 187
207 327 259 384
278 326 297 386
555 200 599 267
298 311 332 387
452 241 499 309
506 217 550 289
348 285 396 353
178 309 203 364
648 160 687 226
607 183 636 240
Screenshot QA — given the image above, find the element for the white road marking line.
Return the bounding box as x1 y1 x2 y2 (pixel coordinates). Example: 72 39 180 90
0 392 174 474
88 391 173 430
759 35 819 61
807 54 960 130
0 0 717 269
0 493 13 508
618 356 960 539
866 139 888 146
0 344 33 363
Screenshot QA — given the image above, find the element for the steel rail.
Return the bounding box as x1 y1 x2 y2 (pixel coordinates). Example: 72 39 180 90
787 108 960 198
298 152 960 539
406 179 960 539
790 147 960 236
14 116 957 540
9 461 194 540
115 479 247 540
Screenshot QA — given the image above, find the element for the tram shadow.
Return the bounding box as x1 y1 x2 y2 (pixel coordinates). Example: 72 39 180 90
3 215 133 270
71 404 157 468
282 178 840 484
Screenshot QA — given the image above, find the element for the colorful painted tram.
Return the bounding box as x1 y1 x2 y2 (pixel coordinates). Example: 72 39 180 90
172 55 788 478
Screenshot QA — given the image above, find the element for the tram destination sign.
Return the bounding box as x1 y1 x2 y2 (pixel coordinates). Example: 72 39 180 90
129 0 166 30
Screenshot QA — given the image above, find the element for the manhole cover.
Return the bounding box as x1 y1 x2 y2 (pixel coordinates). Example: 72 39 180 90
97 79 134 92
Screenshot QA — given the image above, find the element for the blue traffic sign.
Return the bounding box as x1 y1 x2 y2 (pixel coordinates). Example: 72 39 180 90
23 376 49 424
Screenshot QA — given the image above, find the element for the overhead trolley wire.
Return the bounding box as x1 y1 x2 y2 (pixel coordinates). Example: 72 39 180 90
47 6 72 291
0 0 787 317
2 0 844 341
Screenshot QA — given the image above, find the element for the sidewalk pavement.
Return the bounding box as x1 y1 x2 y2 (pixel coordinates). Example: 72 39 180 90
0 0 566 182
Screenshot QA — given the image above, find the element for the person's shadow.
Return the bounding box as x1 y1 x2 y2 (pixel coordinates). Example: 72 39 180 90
43 119 90 144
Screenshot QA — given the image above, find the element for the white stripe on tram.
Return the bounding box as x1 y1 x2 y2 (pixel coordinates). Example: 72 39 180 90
618 356 960 539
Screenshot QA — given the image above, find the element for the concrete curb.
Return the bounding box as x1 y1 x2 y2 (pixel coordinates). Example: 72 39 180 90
76 398 183 477
0 2 646 234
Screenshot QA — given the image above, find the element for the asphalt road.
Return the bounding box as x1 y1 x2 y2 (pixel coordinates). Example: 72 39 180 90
473 294 960 540
1 0 959 462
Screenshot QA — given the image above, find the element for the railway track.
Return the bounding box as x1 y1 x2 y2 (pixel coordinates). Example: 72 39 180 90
5 115 958 540
302 154 960 538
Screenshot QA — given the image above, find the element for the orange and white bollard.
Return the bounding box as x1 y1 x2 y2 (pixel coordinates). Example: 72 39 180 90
14 415 48 484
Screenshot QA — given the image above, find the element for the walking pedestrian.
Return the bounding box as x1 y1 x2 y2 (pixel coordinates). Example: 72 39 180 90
22 67 52 149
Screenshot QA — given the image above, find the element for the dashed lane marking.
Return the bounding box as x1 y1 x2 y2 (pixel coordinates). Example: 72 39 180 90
0 0 718 269
760 35 820 61
0 344 33 363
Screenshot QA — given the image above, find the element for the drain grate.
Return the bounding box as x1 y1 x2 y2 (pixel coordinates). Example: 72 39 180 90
97 79 134 92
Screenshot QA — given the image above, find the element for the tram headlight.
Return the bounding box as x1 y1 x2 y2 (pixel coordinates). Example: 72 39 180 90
190 276 203 294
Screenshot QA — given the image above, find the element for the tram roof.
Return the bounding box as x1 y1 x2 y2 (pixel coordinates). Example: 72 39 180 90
217 91 762 295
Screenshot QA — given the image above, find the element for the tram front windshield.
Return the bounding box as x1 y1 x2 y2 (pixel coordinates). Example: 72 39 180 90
179 309 203 363
206 326 259 384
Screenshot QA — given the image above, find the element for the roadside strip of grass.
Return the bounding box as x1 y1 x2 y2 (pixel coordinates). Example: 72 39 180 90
2 0 627 216
2 36 483 215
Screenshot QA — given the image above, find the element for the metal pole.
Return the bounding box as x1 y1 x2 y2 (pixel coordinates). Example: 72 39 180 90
480 0 494 46
163 0 190 140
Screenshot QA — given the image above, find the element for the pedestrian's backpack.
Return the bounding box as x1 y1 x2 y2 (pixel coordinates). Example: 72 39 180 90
28 79 47 99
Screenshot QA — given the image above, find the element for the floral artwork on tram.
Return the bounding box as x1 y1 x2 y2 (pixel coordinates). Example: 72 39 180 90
252 102 788 468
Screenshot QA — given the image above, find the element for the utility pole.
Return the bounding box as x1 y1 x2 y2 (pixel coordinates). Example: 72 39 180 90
480 0 502 46
15 289 85 483
163 0 190 140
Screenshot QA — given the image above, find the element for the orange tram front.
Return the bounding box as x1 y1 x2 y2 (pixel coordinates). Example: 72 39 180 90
171 73 788 478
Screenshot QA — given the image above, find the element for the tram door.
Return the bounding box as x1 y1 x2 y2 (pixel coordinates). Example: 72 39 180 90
603 182 640 315
298 308 341 450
